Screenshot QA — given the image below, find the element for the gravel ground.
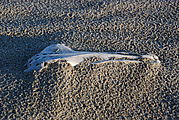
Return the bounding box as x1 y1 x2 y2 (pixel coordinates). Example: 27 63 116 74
0 0 178 120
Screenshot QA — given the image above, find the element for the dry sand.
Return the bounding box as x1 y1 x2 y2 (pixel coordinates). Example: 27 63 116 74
0 0 178 120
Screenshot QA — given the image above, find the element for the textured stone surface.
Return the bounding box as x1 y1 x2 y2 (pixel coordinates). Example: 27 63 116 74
0 0 178 119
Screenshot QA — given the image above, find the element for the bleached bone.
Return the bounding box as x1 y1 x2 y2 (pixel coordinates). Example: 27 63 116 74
24 44 161 72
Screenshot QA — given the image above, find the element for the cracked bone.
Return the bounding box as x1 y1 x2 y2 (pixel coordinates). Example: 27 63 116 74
24 44 161 72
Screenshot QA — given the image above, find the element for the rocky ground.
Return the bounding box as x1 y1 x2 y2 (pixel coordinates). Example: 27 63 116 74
0 0 178 119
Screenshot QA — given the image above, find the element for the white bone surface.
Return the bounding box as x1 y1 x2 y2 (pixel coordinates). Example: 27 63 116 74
24 44 161 72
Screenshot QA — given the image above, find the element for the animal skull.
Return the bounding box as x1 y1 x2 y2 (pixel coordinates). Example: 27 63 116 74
24 44 161 72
